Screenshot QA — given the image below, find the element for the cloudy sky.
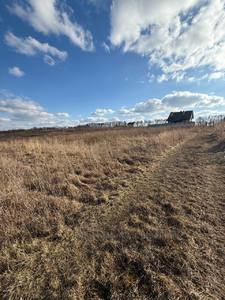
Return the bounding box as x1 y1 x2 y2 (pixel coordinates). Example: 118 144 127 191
1 0 225 129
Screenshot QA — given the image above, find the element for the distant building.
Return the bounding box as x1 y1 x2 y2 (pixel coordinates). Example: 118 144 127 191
127 122 136 127
167 111 194 124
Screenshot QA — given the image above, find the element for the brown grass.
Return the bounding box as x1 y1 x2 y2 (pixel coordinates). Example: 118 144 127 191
1 125 224 299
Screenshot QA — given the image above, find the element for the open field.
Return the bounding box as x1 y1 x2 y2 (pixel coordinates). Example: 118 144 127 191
0 125 224 299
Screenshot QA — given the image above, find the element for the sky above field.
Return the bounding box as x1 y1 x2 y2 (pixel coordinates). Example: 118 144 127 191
1 0 225 129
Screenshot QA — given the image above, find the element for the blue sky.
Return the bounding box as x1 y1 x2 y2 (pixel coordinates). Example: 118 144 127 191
1 0 225 129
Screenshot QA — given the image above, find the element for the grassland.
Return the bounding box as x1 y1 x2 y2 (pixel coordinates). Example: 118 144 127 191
0 125 224 299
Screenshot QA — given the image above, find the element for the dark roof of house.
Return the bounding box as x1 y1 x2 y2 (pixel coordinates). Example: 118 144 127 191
167 111 194 123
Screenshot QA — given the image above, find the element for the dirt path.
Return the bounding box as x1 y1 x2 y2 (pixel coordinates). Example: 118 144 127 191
73 129 225 299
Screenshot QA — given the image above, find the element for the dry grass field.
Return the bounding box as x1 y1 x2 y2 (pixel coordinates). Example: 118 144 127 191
0 125 224 299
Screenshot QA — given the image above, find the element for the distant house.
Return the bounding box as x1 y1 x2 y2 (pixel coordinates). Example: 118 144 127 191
127 122 136 127
167 111 194 124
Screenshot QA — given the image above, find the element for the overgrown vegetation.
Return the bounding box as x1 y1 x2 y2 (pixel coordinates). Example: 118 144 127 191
0 125 224 299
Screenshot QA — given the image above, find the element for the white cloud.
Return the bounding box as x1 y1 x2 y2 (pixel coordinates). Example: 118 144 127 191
133 98 163 113
158 71 225 83
110 0 225 81
102 42 111 53
8 66 25 78
5 32 68 65
91 108 114 117
118 99 162 116
8 0 94 51
162 91 224 109
156 74 169 83
0 118 11 125
43 55 56 66
0 91 73 130
207 72 225 81
55 112 70 118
